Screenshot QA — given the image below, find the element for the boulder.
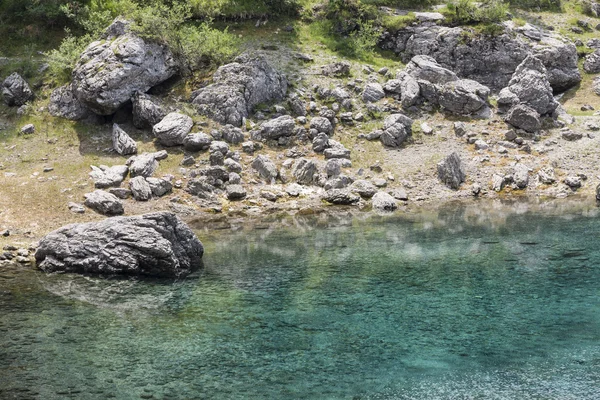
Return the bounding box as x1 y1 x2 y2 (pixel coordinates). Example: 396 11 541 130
362 83 385 103
153 113 193 147
48 84 91 120
310 117 334 135
537 167 556 184
146 177 173 197
209 141 230 155
594 76 600 96
2 72 33 106
405 55 458 85
132 92 168 129
293 158 319 185
321 61 351 77
437 152 465 190
497 55 558 115
372 192 398 212
112 124 137 155
192 53 287 126
70 18 177 115
221 125 245 144
323 141 351 160
505 104 541 132
83 190 124 216
186 176 218 200
438 79 490 115
89 165 129 189
379 23 580 92
323 189 360 205
127 151 168 178
325 159 343 178
35 212 203 278
260 115 296 139
312 133 331 153
513 164 529 189
226 184 247 200
395 71 421 108
251 155 278 183
129 176 153 201
584 50 600 74
380 113 413 147
351 180 378 199
184 132 212 152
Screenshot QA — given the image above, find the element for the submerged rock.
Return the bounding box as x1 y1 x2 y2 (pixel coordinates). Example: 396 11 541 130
35 212 204 278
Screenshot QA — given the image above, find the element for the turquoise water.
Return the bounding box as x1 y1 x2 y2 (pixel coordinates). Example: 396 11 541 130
1 205 599 399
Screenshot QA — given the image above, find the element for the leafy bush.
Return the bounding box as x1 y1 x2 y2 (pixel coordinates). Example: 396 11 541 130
444 0 508 25
506 0 561 11
382 13 417 32
177 23 239 70
45 32 92 84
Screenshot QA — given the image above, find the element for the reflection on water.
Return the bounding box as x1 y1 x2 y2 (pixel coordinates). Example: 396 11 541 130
1 203 599 399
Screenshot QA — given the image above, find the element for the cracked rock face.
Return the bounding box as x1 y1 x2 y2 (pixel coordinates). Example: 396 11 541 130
192 53 287 127
380 23 580 92
69 18 178 115
35 212 204 278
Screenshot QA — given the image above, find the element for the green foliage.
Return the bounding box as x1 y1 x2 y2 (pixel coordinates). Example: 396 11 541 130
506 0 562 11
0 0 85 27
177 23 240 70
444 0 509 25
45 32 92 84
382 13 417 32
188 0 300 18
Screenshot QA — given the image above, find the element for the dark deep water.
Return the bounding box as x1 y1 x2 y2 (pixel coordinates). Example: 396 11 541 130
1 205 599 399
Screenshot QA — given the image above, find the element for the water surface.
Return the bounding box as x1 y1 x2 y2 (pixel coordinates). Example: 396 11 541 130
1 205 599 399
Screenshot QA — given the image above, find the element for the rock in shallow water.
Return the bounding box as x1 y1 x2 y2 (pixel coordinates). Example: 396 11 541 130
35 212 204 278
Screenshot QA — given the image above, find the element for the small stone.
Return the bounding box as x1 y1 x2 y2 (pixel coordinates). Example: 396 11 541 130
421 122 434 135
505 130 517 141
564 175 582 189
581 104 595 111
20 124 35 134
454 122 467 137
474 139 489 150
562 130 583 141
373 178 387 188
43 167 54 173
68 202 86 214
226 184 246 200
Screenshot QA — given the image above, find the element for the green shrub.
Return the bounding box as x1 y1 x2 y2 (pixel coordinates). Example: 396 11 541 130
506 0 561 11
444 0 508 25
45 32 92 84
382 13 417 32
177 23 239 70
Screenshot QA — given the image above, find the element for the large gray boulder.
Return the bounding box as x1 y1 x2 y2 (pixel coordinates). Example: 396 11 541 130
362 83 385 103
192 53 287 126
153 113 193 147
127 150 168 178
438 79 490 115
48 84 91 120
35 212 204 278
132 92 168 129
380 113 413 147
395 71 421 108
310 117 334 135
68 19 177 115
251 155 278 183
372 192 398 212
437 152 466 190
505 104 541 133
2 72 33 106
184 132 212 152
129 176 153 201
323 189 360 205
584 50 600 74
89 165 129 188
260 115 296 139
497 55 558 115
405 55 458 85
112 124 137 155
83 190 124 216
380 23 580 92
293 158 319 185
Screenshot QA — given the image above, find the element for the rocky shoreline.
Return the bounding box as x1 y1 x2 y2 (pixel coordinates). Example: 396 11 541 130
3 10 600 268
